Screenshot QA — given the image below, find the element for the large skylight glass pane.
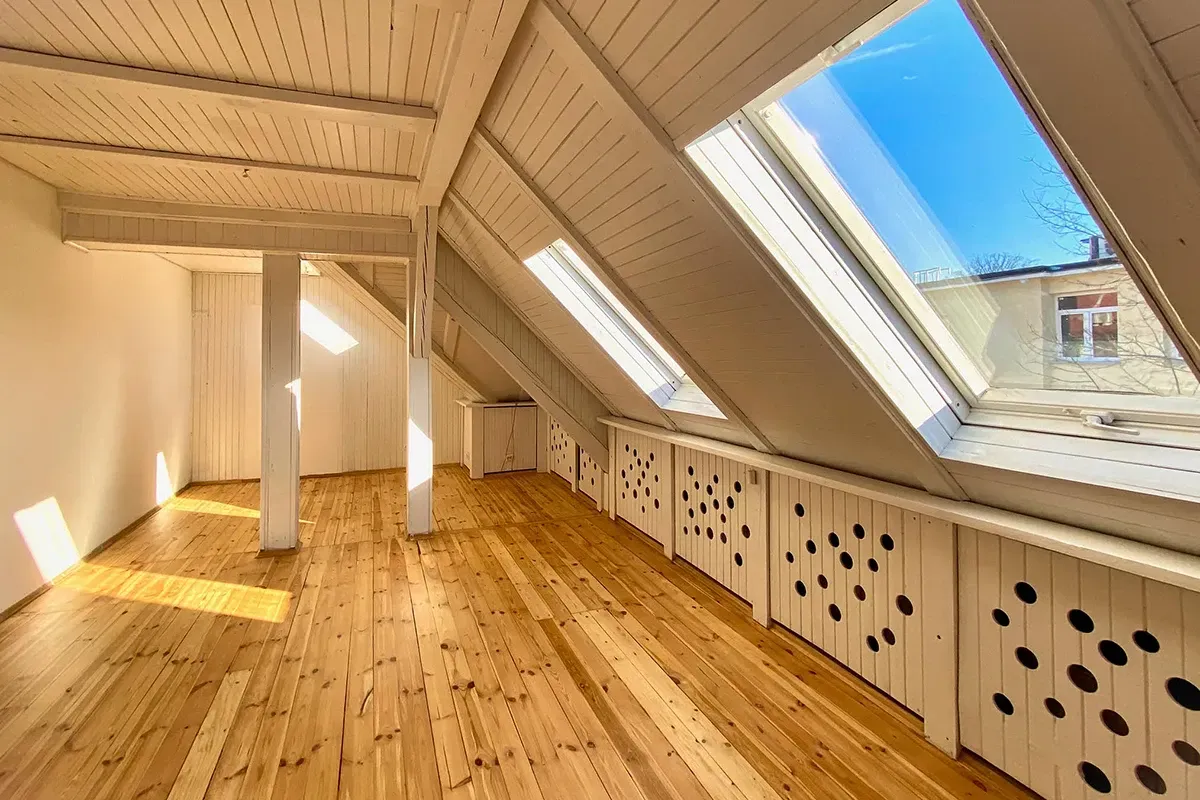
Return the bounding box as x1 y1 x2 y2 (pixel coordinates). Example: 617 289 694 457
760 0 1197 400
524 240 720 416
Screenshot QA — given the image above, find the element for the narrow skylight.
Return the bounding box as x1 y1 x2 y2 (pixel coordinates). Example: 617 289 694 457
524 240 722 417
300 300 358 355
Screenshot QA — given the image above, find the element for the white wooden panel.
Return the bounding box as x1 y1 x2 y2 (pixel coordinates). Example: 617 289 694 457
550 417 576 485
959 526 1200 800
768 471 926 714
613 428 671 544
1128 0 1200 127
579 445 605 504
483 405 538 472
674 445 763 601
192 270 469 481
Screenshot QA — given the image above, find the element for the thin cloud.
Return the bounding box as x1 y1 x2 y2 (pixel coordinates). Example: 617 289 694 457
840 39 926 66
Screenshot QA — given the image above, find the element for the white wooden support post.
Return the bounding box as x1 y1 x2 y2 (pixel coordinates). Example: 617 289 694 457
536 407 551 473
571 442 580 493
260 253 301 552
606 425 617 521
407 206 437 536
922 518 960 758
662 444 675 561
748 467 770 626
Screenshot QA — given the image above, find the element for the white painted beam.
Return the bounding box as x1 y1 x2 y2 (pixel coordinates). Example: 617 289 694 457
418 0 533 204
407 206 439 536
260 253 302 551
471 126 776 453
443 317 462 360
0 47 435 134
0 135 419 190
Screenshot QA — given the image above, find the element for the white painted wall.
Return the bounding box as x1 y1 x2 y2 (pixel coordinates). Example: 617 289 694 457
193 271 476 481
0 161 192 612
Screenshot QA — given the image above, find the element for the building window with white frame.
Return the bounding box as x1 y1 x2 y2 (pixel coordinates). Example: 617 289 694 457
1056 293 1118 361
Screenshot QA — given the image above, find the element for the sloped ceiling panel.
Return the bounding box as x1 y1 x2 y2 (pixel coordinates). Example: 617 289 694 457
557 0 893 147
1128 0 1200 126
468 20 937 487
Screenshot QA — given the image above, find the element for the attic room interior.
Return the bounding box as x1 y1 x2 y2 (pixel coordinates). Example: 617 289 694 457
2 0 1200 797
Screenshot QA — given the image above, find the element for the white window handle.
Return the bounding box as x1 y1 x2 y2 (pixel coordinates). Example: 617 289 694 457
1080 411 1139 435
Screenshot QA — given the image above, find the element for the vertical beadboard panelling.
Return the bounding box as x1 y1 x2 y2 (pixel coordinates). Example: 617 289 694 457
673 445 762 601
613 428 672 544
579 447 605 504
483 406 538 472
958 526 1200 800
769 471 925 713
192 271 470 481
550 417 576 485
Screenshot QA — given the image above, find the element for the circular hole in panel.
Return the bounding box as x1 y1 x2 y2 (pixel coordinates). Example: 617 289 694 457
682 526 688 536
795 580 807 597
1068 609 1094 634
741 524 750 539
840 552 854 570
853 523 866 539
882 627 896 646
867 635 879 652
688 509 695 519
1016 647 1039 670
1167 677 1200 711
687 465 693 475
1133 630 1160 653
806 540 817 555
641 506 646 514
1068 664 1099 693
625 444 630 453
786 551 795 564
720 514 727 524
1136 765 1167 795
1172 739 1200 766
853 585 866 602
654 499 660 509
682 490 689 501
1014 581 1038 604
993 608 1011 627
706 527 714 540
637 458 642 468
625 481 630 489
713 474 719 485
1099 640 1128 667
734 553 743 567
828 532 840 548
896 595 914 616
621 493 626 500
700 502 707 514
817 574 829 590
706 485 714 496
1078 762 1111 794
794 503 806 517
649 452 655 462
993 693 1014 716
828 604 842 622
632 490 638 499
693 525 700 536
720 533 727 544
695 481 700 490
633 449 638 458
1100 709 1129 736
734 481 742 493
621 469 626 478
868 558 879 572
1045 697 1066 719
880 534 895 551
727 496 735 509
713 498 720 510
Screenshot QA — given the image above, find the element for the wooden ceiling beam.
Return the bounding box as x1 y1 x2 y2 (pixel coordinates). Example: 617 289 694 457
0 47 436 134
417 0 533 205
471 125 776 453
0 134 419 191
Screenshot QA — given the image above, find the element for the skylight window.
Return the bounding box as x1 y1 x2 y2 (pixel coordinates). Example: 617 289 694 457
524 240 721 417
688 0 1200 495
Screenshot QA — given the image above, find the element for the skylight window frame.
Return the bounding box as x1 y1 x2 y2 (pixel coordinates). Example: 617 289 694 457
524 239 724 418
729 0 1200 443
687 0 1200 502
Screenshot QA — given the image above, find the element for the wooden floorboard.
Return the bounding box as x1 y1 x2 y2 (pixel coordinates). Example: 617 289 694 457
0 466 1035 800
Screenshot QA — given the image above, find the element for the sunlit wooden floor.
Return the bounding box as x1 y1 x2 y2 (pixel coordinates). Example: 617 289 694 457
0 466 1034 800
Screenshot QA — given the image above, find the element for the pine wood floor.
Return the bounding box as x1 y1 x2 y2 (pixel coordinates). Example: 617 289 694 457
0 466 1034 800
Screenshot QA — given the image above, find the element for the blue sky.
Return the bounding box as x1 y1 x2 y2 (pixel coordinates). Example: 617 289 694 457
781 0 1098 275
